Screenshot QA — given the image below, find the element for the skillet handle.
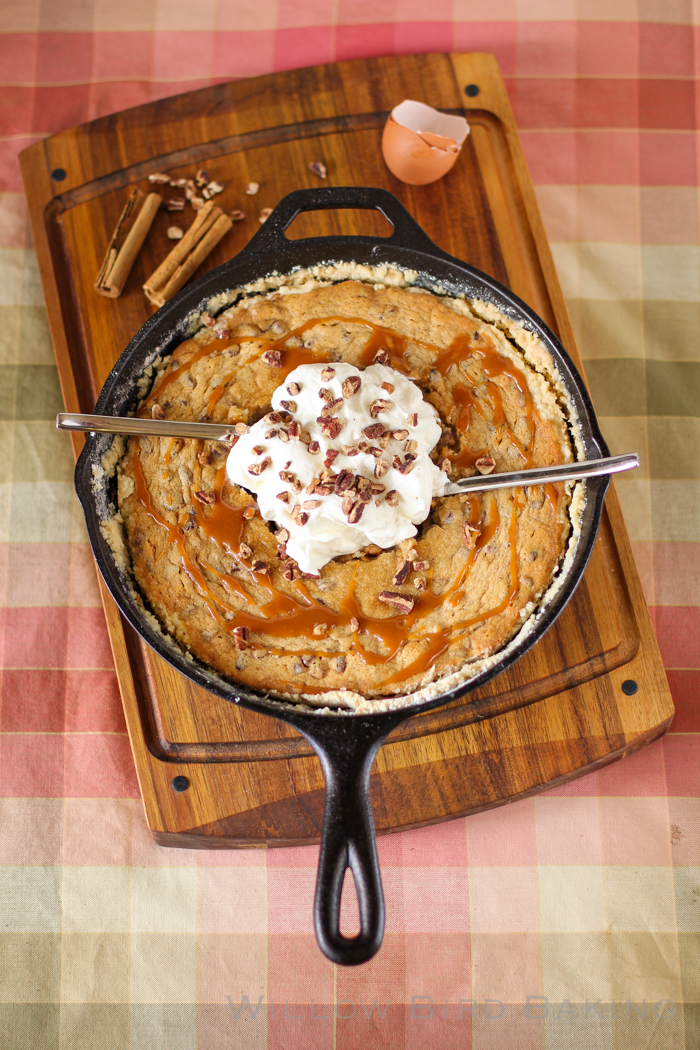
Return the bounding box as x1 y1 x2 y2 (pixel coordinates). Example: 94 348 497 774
296 716 401 966
238 186 441 257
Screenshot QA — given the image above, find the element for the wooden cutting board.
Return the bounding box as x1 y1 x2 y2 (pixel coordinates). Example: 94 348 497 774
20 53 673 847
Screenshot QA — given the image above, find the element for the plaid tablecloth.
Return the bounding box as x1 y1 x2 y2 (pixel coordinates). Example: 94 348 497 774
1 2 699 1048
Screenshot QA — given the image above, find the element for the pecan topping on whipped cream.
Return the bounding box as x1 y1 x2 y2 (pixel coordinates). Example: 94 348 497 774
226 362 447 574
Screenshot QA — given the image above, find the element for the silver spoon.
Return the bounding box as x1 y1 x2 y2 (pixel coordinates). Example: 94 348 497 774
57 412 638 494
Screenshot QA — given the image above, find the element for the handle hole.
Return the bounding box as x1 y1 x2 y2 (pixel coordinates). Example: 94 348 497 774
285 208 394 241
339 866 361 938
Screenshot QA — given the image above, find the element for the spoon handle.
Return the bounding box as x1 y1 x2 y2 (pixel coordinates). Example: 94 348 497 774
443 453 639 495
58 414 638 492
57 412 235 443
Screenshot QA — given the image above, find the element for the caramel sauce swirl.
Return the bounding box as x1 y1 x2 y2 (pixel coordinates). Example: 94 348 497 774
131 311 566 693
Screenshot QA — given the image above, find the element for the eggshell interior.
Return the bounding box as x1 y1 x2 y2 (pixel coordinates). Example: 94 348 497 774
391 99 469 146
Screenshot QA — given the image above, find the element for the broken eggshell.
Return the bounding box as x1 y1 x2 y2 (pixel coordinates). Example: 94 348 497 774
382 100 470 186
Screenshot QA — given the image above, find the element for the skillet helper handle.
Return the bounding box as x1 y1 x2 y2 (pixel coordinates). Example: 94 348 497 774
242 186 440 256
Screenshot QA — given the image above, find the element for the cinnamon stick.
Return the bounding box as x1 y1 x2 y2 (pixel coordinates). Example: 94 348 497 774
95 189 162 298
143 202 232 308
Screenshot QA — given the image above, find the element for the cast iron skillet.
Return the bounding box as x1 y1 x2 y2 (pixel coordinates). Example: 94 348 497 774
75 187 610 966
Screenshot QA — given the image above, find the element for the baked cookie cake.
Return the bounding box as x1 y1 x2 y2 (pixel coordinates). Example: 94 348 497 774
112 270 582 710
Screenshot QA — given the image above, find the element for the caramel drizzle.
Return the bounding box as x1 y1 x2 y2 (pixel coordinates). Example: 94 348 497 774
133 314 564 690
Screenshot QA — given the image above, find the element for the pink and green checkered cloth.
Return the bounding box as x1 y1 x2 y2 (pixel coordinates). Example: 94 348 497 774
1 2 699 1047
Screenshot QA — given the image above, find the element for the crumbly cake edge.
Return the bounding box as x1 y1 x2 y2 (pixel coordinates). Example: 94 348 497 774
95 262 587 714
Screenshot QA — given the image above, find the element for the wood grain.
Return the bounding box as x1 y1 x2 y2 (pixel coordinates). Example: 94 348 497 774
20 53 673 848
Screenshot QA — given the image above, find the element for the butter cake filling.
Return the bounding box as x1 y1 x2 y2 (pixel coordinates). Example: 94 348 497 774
112 274 583 708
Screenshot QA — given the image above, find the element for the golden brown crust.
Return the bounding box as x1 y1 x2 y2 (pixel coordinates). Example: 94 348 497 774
117 281 573 699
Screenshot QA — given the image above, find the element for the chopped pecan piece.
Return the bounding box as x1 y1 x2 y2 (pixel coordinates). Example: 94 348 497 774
379 431 391 449
251 560 270 575
287 382 301 395
321 366 336 380
347 500 365 524
381 381 395 393
414 576 427 591
335 655 347 673
261 349 282 368
276 527 290 544
319 386 333 402
315 482 334 496
252 445 265 455
438 457 452 473
349 618 360 632
407 412 418 427
280 400 297 413
404 440 418 454
278 429 290 443
166 198 185 211
343 446 360 456
370 398 391 418
392 429 408 441
341 494 355 515
303 500 321 510
385 490 399 507
324 449 339 467
234 422 249 434
373 348 391 365
462 523 480 548
276 491 290 503
309 161 327 178
370 482 386 495
247 457 271 475
197 450 212 466
308 441 320 455
287 421 301 439
334 469 355 495
355 477 372 503
239 543 253 559
342 375 362 398
194 490 216 505
195 169 209 187
318 399 343 418
363 423 386 440
203 181 224 199
374 459 389 478
232 626 249 650
378 591 414 612
265 428 278 439
263 411 284 425
475 456 496 475
246 182 259 195
320 418 343 439
151 403 165 420
392 561 412 585
200 310 216 327
413 560 430 571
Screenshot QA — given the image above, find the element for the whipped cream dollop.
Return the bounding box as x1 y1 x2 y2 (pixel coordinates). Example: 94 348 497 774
226 362 448 574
